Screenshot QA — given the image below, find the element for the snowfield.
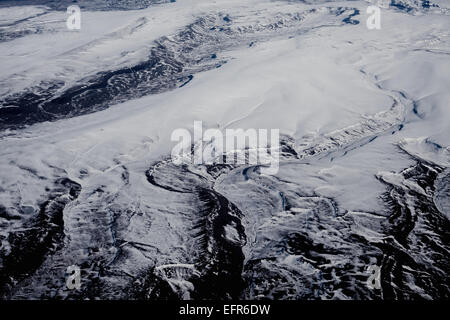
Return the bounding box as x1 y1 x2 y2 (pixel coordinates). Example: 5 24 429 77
0 0 449 299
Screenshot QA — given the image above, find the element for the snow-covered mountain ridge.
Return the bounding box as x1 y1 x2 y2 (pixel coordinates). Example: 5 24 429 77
0 0 448 299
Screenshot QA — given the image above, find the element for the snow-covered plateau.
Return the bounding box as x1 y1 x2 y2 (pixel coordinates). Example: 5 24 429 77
0 0 449 299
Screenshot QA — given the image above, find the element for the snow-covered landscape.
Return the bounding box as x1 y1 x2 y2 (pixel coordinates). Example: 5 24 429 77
0 0 448 300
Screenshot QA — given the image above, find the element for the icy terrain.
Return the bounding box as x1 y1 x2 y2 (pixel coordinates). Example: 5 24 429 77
0 0 449 299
